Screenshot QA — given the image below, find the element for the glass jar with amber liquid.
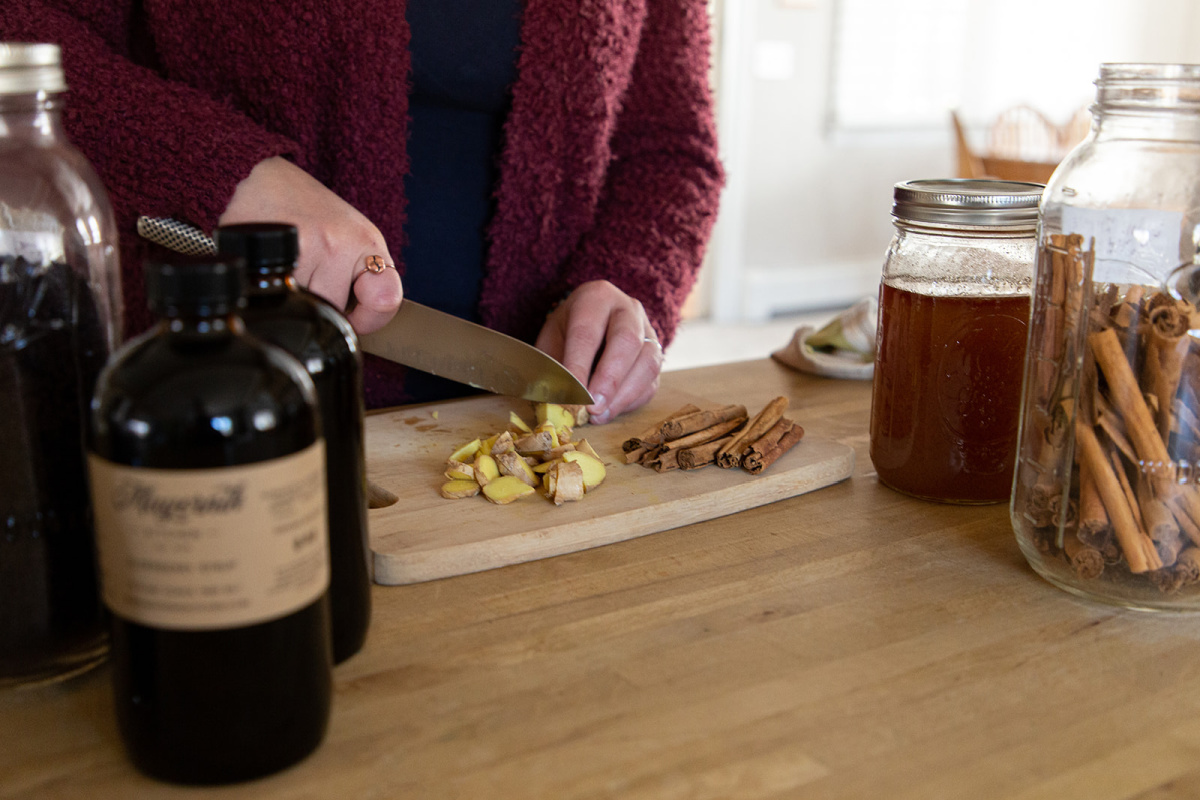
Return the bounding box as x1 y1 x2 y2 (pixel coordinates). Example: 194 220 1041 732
870 179 1042 504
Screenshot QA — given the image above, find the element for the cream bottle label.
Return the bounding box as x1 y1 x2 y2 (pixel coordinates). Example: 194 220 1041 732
88 443 329 630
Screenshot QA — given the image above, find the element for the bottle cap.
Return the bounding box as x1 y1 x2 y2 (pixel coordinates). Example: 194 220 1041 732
145 256 246 317
0 43 66 95
214 223 299 276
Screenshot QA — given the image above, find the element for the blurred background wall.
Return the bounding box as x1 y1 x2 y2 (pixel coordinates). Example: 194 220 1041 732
695 0 1200 323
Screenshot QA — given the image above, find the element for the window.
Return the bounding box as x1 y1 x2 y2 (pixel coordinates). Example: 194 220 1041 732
828 0 1196 133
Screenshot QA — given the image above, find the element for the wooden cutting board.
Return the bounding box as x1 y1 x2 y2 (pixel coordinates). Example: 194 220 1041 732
365 388 855 585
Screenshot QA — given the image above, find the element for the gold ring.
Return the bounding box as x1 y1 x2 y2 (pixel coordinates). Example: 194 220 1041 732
356 255 396 281
365 255 394 274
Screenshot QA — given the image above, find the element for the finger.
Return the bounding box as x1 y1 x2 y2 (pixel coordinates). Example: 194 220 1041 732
304 246 368 311
557 312 608 391
345 260 403 334
588 339 663 424
584 311 650 416
534 315 568 366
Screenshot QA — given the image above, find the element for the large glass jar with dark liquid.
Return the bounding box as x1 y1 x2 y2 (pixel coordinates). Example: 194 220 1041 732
0 43 121 687
870 179 1041 504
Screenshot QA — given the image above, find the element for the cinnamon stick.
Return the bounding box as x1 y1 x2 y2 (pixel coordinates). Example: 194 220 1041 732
660 404 747 441
1107 450 1163 571
643 448 680 473
742 418 805 474
1074 420 1156 573
1173 546 1200 589
1141 293 1191 441
1137 478 1184 567
623 445 650 464
715 396 788 469
1090 329 1175 488
1077 463 1111 550
1150 547 1200 593
1093 326 1200 537
658 417 745 452
622 403 700 453
678 436 733 470
1063 535 1104 580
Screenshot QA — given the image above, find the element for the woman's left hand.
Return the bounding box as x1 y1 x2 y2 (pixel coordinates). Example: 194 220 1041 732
535 280 664 425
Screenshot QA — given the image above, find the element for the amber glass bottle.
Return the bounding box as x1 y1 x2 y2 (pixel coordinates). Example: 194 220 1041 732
88 256 332 784
215 223 371 663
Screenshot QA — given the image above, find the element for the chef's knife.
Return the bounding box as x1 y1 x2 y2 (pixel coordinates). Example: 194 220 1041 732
136 216 592 404
358 300 594 405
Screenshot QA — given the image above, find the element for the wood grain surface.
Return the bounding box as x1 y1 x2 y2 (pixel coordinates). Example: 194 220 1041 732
6 359 1200 800
365 388 854 584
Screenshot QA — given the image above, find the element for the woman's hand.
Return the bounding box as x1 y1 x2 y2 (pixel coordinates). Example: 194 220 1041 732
535 280 664 424
218 156 402 334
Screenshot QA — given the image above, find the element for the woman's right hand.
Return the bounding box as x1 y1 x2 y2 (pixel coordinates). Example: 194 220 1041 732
218 156 402 334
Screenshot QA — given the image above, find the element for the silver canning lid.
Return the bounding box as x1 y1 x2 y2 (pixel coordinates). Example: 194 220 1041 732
0 43 66 95
892 178 1043 228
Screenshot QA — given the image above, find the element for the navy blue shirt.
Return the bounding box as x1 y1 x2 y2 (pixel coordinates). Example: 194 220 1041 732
401 0 523 400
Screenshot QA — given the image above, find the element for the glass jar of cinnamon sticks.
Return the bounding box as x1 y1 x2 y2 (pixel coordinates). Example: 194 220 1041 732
1011 63 1200 610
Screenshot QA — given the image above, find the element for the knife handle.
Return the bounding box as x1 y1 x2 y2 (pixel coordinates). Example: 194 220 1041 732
137 216 217 256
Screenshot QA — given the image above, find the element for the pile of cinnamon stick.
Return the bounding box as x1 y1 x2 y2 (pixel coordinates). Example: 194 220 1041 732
622 396 804 474
1014 232 1200 594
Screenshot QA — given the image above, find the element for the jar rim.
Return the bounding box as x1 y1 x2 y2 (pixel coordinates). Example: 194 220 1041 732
1098 63 1200 82
1094 63 1200 112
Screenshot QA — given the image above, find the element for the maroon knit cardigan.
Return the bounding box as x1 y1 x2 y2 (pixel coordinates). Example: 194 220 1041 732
4 0 724 408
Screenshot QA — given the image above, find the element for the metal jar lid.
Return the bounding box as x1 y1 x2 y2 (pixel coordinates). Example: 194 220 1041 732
892 178 1043 229
0 43 66 95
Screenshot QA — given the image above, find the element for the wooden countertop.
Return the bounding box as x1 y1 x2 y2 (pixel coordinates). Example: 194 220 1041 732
5 358 1200 799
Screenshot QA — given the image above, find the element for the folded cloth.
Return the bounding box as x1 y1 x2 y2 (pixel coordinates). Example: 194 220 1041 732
770 297 878 380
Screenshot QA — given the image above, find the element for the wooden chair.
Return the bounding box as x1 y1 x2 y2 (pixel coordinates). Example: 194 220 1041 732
951 108 1059 184
951 110 987 179
1059 105 1092 154
988 104 1060 162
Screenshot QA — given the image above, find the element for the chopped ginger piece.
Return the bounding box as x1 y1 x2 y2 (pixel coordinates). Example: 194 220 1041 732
546 460 585 505
509 410 532 433
495 451 538 487
448 438 482 463
473 453 500 486
561 450 606 491
482 475 536 504
441 479 481 499
444 460 475 481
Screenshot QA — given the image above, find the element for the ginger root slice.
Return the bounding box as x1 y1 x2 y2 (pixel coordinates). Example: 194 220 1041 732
495 450 538 487
482 475 537 504
441 479 481 499
547 460 586 505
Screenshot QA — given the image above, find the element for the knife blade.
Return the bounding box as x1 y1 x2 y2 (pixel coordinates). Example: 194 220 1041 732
358 300 594 405
131 218 591 404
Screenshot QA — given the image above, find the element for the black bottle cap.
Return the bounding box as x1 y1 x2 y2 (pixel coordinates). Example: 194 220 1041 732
145 255 246 316
214 223 299 276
